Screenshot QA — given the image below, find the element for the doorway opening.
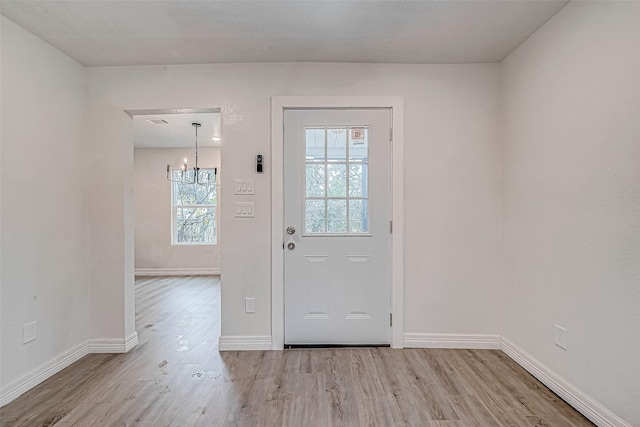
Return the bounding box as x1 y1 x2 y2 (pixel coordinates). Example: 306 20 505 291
129 108 222 350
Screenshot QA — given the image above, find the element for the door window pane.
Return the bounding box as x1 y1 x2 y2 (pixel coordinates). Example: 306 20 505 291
327 199 347 233
305 200 325 233
306 164 325 197
349 200 369 233
326 164 347 197
326 128 347 161
306 128 325 161
348 128 369 162
348 164 368 198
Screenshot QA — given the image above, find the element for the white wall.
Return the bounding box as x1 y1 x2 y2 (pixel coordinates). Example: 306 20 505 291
86 63 502 341
134 147 221 271
0 17 88 388
501 2 640 425
86 107 135 342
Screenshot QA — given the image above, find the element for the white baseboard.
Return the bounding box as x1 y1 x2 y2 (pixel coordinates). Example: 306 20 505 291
1 332 140 408
1 331 628 427
0 340 89 407
125 331 139 352
134 268 220 276
218 335 273 351
88 332 139 353
404 333 501 349
501 338 630 427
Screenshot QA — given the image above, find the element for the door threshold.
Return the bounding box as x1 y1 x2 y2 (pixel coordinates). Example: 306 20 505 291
285 344 391 349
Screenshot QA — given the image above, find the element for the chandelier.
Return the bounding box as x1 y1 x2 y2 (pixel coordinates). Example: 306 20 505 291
166 122 216 185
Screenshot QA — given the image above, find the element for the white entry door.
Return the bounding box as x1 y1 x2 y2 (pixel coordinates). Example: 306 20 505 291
284 109 391 345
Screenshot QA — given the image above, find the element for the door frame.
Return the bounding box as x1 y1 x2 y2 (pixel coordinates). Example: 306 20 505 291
271 96 404 349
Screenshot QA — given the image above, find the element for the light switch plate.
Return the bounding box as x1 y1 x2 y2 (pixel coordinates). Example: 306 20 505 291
234 202 255 218
234 179 255 195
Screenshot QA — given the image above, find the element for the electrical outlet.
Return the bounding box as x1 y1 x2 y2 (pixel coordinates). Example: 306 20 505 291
245 298 255 314
23 321 37 344
554 324 567 350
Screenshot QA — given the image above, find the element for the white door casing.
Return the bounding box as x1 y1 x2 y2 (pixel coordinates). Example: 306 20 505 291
284 109 391 345
271 96 404 350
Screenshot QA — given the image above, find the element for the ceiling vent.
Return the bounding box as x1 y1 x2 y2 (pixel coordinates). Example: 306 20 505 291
146 119 168 125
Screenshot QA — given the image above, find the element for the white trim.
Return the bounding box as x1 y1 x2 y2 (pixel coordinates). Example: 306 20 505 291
0 341 89 407
271 96 404 350
501 338 631 427
390 100 404 349
218 335 273 351
135 268 220 276
125 331 139 352
1 332 628 426
88 332 139 353
404 333 501 349
0 332 139 407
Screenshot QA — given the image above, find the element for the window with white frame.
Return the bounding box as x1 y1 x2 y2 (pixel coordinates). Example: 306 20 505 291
171 169 217 244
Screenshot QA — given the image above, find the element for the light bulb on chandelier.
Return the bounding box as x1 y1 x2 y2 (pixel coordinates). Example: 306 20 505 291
166 122 217 185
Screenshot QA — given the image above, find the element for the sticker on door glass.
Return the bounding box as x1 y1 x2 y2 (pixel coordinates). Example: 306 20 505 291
351 128 365 141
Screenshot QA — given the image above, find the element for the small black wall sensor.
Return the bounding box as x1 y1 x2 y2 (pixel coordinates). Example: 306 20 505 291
256 154 264 173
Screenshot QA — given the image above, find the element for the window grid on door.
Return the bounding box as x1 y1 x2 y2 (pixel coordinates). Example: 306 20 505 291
304 127 369 235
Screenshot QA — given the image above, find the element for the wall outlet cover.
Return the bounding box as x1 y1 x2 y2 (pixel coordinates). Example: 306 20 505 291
23 321 37 344
554 324 567 350
245 297 256 314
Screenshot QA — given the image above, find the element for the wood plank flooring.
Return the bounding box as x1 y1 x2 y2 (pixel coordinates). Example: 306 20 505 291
0 276 593 426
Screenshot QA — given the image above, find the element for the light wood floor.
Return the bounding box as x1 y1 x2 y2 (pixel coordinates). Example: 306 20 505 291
0 276 592 426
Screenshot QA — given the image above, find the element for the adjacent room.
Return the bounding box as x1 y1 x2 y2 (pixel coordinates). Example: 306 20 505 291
132 111 222 277
1 1 638 426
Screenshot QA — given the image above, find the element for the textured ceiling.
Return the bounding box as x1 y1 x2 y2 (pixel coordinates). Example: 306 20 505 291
1 1 569 66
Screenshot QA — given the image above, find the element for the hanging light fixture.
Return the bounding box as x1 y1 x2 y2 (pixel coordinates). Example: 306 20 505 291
166 122 216 185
